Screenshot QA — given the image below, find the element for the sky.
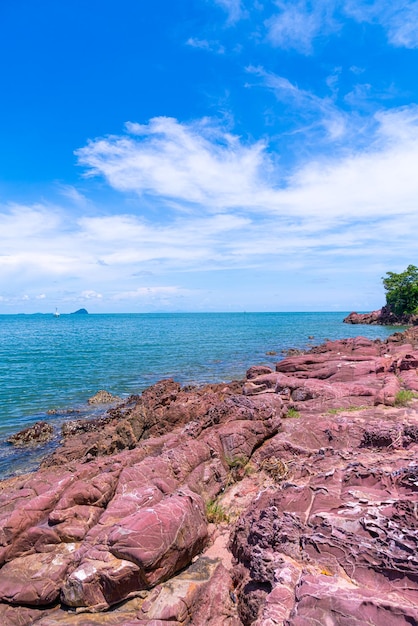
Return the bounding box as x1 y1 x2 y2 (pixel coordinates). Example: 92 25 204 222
1 0 418 313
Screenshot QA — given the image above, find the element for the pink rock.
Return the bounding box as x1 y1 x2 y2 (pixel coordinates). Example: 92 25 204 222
0 473 73 549
61 552 143 612
108 488 208 585
289 574 418 625
0 545 77 605
0 603 53 626
1 329 418 623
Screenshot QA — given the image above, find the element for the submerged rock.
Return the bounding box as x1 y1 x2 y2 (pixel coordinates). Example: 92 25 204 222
7 421 54 446
87 389 121 405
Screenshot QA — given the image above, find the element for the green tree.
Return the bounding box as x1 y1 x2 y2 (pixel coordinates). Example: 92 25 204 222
382 265 418 316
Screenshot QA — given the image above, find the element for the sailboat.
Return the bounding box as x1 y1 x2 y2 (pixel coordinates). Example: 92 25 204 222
53 307 60 318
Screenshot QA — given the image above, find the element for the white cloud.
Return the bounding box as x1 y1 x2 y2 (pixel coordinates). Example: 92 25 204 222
247 66 348 140
0 204 62 240
75 110 418 226
76 117 271 210
262 1 418 53
266 0 339 54
283 122 418 220
186 37 225 53
344 0 418 49
57 184 88 205
110 286 187 301
214 0 244 22
3 107 418 311
80 290 103 299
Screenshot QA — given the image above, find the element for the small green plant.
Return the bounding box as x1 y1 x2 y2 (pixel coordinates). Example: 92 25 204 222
205 499 230 524
226 454 248 469
243 461 257 477
394 390 418 406
285 407 300 419
224 455 249 484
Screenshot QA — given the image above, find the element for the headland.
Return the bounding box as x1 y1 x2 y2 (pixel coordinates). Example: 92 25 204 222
344 305 418 326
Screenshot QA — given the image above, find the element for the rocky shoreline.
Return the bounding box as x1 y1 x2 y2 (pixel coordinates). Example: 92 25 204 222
344 305 418 326
1 328 418 624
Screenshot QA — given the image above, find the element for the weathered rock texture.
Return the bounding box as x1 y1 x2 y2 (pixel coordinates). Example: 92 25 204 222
7 421 54 446
1 328 418 624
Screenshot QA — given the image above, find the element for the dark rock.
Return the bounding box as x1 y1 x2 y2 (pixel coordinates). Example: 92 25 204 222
246 365 273 379
46 407 81 416
281 347 305 356
87 389 121 404
344 305 418 326
7 421 54 446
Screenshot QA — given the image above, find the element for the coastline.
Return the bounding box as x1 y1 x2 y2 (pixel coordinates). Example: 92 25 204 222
1 326 418 623
344 306 418 326
0 312 398 448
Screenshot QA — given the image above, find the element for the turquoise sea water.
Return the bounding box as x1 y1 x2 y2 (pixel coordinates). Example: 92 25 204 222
0 312 401 477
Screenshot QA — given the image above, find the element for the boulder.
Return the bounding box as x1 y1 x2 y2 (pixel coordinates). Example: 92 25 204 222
7 421 54 446
87 390 121 405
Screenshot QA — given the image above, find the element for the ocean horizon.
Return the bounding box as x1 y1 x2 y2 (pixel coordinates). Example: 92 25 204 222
0 311 403 478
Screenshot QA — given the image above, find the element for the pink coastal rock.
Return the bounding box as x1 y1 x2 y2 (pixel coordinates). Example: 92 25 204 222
0 329 418 624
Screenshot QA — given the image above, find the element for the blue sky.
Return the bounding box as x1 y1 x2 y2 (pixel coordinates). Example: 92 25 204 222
1 0 418 313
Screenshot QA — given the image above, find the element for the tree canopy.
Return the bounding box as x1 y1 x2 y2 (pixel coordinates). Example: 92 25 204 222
382 265 418 316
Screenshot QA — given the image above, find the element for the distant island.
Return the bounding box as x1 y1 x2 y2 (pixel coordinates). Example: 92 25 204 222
70 308 88 315
344 265 418 326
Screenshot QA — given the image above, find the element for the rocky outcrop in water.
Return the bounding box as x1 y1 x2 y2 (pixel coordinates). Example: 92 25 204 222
1 329 418 624
7 421 54 447
344 305 418 325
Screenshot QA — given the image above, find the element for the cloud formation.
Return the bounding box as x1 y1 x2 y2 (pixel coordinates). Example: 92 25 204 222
76 106 418 223
266 0 339 55
223 0 418 53
76 117 270 211
214 0 244 22
344 0 418 49
247 66 348 141
3 102 418 311
2 0 418 313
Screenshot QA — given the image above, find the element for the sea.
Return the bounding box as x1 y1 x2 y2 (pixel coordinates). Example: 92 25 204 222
0 312 402 479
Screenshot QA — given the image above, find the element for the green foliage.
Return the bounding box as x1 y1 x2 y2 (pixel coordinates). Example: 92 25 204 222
225 455 249 484
205 499 230 524
382 265 418 316
394 389 418 406
225 455 248 469
285 407 300 418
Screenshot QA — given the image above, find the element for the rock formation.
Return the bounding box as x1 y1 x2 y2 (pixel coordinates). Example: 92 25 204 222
1 329 418 624
344 305 418 325
7 421 54 446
